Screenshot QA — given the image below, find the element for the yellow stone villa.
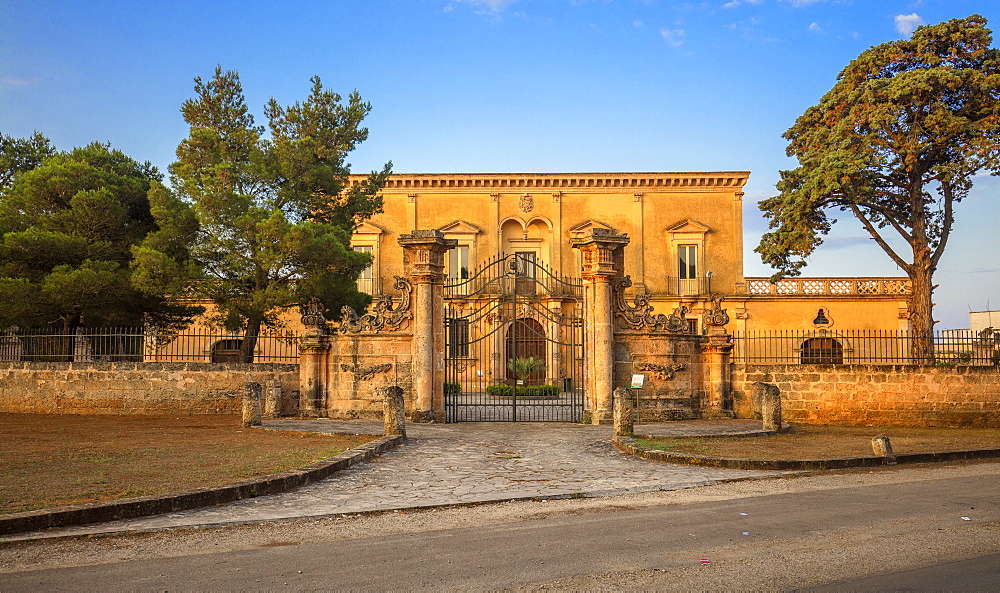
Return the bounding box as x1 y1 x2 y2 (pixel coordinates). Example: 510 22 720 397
349 171 911 339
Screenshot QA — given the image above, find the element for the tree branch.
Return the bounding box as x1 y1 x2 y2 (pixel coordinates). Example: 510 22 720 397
848 204 912 273
931 179 956 268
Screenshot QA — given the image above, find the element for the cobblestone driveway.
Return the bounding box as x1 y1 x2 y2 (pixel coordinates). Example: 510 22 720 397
16 420 784 540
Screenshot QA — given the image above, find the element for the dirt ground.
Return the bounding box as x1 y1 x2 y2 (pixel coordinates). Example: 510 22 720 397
636 424 1000 459
0 414 376 514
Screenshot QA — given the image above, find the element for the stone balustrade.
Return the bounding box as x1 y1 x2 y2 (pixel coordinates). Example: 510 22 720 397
737 277 911 297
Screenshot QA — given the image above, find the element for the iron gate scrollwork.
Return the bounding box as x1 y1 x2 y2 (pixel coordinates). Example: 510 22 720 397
444 253 585 422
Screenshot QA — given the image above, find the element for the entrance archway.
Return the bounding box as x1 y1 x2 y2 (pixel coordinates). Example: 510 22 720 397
505 318 546 385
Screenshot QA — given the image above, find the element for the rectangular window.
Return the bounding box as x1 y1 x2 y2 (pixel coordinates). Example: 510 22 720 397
514 251 537 294
354 246 374 294
678 245 698 295
515 251 536 278
448 319 469 357
678 245 697 279
449 245 470 280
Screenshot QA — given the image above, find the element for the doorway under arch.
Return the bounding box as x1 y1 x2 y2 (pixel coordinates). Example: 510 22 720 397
505 318 546 385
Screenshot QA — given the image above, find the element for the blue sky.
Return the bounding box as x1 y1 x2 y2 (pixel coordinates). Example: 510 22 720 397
2 0 999 328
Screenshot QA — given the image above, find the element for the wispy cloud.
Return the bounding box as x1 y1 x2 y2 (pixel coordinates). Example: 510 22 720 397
633 19 644 28
2 78 39 87
459 0 515 12
808 21 824 33
659 28 686 47
779 0 826 6
447 0 517 20
894 13 925 36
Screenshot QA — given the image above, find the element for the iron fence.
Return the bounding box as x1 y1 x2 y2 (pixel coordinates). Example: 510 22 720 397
0 327 300 363
733 329 1000 365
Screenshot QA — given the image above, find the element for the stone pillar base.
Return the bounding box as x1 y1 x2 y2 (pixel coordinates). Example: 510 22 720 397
701 409 735 420
409 409 436 423
591 409 613 425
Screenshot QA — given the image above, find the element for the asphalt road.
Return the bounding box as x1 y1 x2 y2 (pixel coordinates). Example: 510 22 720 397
2 462 997 591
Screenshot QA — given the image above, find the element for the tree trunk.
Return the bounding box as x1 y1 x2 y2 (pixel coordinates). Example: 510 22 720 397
907 266 935 365
59 309 83 363
241 317 262 364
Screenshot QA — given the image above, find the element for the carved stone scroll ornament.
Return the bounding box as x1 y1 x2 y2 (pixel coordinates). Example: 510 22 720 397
634 362 686 380
340 362 392 381
704 294 731 327
299 297 329 333
338 276 413 334
613 276 689 333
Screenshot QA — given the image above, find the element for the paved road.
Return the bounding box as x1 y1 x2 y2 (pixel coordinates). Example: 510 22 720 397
8 419 783 541
3 463 997 591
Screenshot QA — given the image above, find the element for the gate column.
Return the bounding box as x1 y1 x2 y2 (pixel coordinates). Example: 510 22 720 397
571 229 629 424
399 230 457 422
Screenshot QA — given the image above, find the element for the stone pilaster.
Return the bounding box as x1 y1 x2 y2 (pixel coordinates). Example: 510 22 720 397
702 294 734 418
570 228 629 424
399 230 457 422
298 298 331 417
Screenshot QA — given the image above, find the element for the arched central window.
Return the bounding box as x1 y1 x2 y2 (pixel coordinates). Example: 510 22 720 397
800 337 843 364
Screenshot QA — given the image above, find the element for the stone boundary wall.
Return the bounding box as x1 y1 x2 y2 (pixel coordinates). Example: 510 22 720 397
733 364 1000 427
322 333 413 419
614 332 705 421
0 362 300 415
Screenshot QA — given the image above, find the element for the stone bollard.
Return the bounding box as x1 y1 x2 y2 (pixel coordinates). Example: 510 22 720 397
759 384 782 432
613 387 635 437
750 381 779 420
242 381 262 427
872 435 897 465
381 385 406 439
263 378 281 418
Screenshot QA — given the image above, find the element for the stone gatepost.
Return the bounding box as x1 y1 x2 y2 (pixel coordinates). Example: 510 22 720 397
571 228 629 424
298 298 331 417
399 230 456 422
702 294 734 418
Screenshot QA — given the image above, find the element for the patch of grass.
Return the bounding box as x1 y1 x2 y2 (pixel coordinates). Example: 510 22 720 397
0 414 377 514
635 425 1000 461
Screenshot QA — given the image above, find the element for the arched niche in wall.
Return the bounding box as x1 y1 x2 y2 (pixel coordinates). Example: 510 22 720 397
500 216 553 267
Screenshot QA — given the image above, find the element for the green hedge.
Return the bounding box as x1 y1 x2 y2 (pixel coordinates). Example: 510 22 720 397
444 382 462 395
485 384 560 397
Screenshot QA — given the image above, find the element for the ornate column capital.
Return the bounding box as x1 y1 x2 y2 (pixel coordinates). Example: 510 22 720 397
398 230 457 283
570 228 630 280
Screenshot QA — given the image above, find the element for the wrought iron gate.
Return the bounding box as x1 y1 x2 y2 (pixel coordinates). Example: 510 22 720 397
444 253 585 422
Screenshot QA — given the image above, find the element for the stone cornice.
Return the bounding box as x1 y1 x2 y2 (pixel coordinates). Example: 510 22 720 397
351 172 750 192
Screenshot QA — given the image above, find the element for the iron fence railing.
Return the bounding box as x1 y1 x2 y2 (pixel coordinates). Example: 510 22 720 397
0 327 300 363
733 329 1000 365
664 276 712 296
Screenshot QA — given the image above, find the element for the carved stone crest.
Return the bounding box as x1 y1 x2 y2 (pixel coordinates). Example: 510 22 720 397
340 362 392 381
519 194 534 213
338 276 413 334
634 362 686 380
